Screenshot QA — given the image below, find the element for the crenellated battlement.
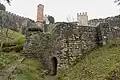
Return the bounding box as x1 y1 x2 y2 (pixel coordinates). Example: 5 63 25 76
1 10 28 20
77 12 87 16
0 10 37 34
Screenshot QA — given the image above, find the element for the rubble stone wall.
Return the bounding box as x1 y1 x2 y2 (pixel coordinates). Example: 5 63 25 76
23 22 120 74
0 10 36 34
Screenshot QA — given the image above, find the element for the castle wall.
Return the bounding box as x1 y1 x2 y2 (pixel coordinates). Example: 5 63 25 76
96 22 120 45
23 22 120 74
88 15 120 27
0 10 36 34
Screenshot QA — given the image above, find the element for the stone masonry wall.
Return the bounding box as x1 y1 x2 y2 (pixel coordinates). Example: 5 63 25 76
0 10 37 34
23 22 120 75
48 23 98 69
96 22 120 45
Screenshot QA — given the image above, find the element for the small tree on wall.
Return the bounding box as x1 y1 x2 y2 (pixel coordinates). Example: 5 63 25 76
47 15 55 24
0 3 6 11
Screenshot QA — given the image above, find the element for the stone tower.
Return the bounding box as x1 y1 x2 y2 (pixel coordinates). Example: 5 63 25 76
77 12 88 26
37 4 44 23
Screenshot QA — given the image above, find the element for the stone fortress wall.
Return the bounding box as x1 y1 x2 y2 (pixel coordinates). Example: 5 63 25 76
88 15 120 27
23 22 120 75
0 4 37 34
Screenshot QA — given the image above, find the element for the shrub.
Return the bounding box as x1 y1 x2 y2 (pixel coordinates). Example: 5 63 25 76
105 66 120 80
0 3 6 11
1 35 24 48
2 45 23 52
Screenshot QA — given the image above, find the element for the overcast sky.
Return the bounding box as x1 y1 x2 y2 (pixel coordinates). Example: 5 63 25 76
1 0 120 22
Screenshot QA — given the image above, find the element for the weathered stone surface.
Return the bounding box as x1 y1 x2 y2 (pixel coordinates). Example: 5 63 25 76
23 22 120 75
0 10 37 34
88 15 120 27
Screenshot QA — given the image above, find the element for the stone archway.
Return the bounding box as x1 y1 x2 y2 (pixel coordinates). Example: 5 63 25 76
50 57 57 76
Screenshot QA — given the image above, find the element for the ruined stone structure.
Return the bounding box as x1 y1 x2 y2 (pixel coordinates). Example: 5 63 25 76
77 12 88 26
1 2 120 76
23 22 120 75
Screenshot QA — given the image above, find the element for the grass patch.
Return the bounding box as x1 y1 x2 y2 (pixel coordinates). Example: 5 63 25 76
2 45 23 52
0 52 20 70
0 28 24 46
0 52 44 80
56 41 120 80
0 28 24 42
0 28 24 52
10 58 45 80
0 28 44 80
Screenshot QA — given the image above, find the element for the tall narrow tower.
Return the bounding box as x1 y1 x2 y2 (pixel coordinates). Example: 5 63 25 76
37 4 44 23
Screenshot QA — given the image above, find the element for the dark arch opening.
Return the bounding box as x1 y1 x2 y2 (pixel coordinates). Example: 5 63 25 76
50 57 57 76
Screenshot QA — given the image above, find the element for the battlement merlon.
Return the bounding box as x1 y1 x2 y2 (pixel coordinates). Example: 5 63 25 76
38 4 44 8
0 10 35 22
77 12 88 16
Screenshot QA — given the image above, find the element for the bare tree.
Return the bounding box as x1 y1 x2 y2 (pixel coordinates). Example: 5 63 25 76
6 0 11 4
66 17 70 22
114 0 120 5
66 16 75 23
1 0 11 5
72 17 74 22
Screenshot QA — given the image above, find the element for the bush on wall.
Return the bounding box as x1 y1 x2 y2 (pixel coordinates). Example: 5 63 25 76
0 3 6 11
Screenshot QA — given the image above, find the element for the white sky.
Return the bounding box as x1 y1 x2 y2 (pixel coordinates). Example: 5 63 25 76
1 0 120 22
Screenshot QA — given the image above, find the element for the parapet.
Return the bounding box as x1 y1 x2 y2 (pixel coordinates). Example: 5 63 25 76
0 10 36 33
77 12 87 16
0 10 35 22
38 4 44 8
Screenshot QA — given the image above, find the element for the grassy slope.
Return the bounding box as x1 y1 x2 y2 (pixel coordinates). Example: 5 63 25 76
0 52 44 80
0 51 20 70
0 28 24 70
0 28 24 42
56 44 120 80
10 58 44 80
4 28 120 80
0 28 44 80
